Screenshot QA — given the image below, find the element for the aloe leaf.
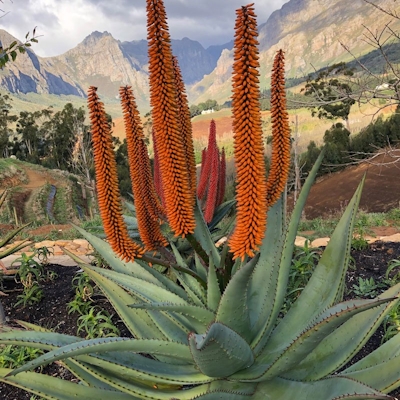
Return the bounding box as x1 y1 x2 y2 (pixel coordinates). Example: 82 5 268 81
72 225 187 299
0 222 31 248
215 255 259 342
260 175 364 359
130 302 214 328
61 358 119 390
253 376 391 400
83 266 190 344
84 265 188 304
342 330 400 373
250 150 325 354
208 199 236 230
173 268 206 307
75 351 212 386
0 240 30 258
235 297 392 381
8 337 193 376
188 322 254 378
192 199 220 266
207 255 221 311
0 329 82 350
285 282 400 380
123 215 138 229
194 253 208 282
0 368 135 400
340 353 400 394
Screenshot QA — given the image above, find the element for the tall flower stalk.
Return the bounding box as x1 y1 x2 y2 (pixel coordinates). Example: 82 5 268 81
228 4 267 260
119 86 167 250
266 49 291 208
147 0 196 237
87 86 144 261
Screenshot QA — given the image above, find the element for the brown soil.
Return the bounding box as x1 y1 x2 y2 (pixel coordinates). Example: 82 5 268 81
295 150 400 219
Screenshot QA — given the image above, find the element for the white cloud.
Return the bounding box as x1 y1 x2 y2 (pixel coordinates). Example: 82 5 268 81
0 0 288 57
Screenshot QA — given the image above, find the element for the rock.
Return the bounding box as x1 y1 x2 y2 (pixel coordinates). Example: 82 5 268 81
295 236 309 247
72 239 90 248
311 237 330 248
35 240 55 249
380 233 400 243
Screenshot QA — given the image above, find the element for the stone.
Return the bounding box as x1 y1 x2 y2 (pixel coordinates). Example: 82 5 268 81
35 240 55 249
380 233 400 243
311 237 330 248
72 239 90 248
295 236 309 247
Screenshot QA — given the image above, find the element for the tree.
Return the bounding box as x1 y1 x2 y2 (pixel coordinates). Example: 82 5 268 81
0 93 17 157
302 62 356 130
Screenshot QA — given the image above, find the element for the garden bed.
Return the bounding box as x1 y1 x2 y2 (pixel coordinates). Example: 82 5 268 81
0 241 399 399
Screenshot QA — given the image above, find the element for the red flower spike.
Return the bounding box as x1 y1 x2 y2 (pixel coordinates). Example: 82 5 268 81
197 119 217 200
216 148 226 207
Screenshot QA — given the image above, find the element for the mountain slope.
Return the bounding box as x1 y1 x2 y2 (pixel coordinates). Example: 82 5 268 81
189 0 400 104
0 29 232 109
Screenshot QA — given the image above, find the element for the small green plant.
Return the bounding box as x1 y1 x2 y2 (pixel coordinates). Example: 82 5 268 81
386 259 400 284
351 276 388 298
382 303 400 344
67 272 96 317
12 252 45 308
0 345 43 369
35 246 53 265
76 307 120 339
282 242 319 315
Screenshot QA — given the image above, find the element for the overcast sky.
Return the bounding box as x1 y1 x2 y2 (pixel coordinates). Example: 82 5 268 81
0 0 288 57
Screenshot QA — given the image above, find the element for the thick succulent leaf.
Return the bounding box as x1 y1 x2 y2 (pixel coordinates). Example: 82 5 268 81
0 329 82 350
61 358 120 390
75 351 212 386
193 199 221 266
194 253 208 282
252 376 392 400
83 267 190 344
0 240 30 258
130 302 214 331
285 282 400 380
188 322 254 378
123 215 138 229
72 225 187 299
215 255 259 342
173 268 206 307
248 197 285 348
340 354 400 394
343 331 400 373
8 337 193 376
0 222 31 248
235 297 391 381
250 151 325 354
207 256 221 312
208 199 236 230
259 176 364 360
0 369 136 400
84 265 188 304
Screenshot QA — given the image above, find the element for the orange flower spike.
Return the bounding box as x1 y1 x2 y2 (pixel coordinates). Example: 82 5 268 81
152 128 165 207
119 86 167 251
172 55 197 199
146 0 195 237
228 4 267 260
265 50 291 208
87 86 144 261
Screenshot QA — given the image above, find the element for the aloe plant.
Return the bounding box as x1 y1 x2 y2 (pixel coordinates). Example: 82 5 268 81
0 2 399 399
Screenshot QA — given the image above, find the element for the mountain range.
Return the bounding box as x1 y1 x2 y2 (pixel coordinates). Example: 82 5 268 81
0 0 398 109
